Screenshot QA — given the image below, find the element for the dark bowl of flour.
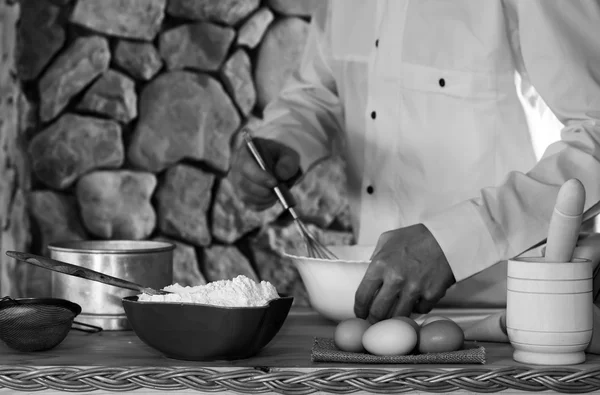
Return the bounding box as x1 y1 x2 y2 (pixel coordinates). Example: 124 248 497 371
122 294 294 361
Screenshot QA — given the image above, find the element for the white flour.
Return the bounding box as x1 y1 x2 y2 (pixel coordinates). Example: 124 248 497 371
137 275 279 307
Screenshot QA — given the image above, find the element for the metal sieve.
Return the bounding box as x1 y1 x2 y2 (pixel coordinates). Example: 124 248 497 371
0 296 102 352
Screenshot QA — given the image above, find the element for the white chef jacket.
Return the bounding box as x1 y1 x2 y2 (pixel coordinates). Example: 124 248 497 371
255 0 600 287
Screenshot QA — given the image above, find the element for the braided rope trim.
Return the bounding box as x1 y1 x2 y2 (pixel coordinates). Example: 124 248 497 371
3 365 600 393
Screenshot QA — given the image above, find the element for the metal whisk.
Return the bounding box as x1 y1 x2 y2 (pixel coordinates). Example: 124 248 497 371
241 128 338 260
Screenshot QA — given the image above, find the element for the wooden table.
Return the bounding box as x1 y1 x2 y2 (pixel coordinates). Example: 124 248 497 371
1 307 600 394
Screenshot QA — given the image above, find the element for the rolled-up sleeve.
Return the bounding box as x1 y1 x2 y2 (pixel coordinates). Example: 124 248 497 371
422 0 600 282
253 1 344 173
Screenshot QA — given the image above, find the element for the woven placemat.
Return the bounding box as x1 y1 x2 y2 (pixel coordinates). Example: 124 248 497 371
311 338 486 364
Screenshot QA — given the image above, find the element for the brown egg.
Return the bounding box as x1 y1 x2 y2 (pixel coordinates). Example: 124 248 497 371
334 318 371 352
418 319 464 353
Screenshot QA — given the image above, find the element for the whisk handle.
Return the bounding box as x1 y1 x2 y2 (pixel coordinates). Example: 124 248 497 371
241 128 297 209
5 251 152 294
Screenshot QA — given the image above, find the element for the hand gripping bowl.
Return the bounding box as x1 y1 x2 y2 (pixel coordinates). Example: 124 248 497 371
121 295 294 361
286 245 509 322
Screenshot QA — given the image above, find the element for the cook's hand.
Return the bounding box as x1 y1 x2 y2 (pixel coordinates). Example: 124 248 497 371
354 224 456 323
230 137 301 211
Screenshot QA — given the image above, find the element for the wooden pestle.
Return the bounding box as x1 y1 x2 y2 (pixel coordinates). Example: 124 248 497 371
545 178 586 262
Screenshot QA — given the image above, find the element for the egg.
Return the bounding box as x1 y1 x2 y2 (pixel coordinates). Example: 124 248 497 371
421 315 450 326
334 318 371 352
418 319 464 353
391 316 421 338
362 318 418 356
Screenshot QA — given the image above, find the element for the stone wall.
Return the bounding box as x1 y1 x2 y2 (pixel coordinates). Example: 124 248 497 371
0 0 33 297
12 0 353 303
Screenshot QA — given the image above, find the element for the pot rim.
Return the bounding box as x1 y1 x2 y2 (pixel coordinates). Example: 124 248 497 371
48 240 175 254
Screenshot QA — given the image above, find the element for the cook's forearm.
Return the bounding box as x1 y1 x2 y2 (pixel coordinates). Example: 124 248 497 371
256 83 342 174
423 141 600 283
254 0 343 174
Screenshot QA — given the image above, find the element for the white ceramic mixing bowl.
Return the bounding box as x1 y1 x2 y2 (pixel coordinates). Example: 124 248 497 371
285 245 372 322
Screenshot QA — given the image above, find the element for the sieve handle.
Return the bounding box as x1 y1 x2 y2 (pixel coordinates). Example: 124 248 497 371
5 251 168 296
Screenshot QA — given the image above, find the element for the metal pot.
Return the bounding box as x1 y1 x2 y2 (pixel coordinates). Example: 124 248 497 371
48 240 174 331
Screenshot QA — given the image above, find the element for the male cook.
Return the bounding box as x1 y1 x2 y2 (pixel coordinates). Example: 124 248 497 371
230 0 600 323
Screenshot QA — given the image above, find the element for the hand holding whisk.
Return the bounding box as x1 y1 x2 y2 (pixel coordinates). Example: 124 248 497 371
241 128 338 260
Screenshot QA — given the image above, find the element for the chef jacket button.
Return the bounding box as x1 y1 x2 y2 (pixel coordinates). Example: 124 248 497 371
439 78 446 87
366 185 374 194
375 39 379 48
370 111 376 120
